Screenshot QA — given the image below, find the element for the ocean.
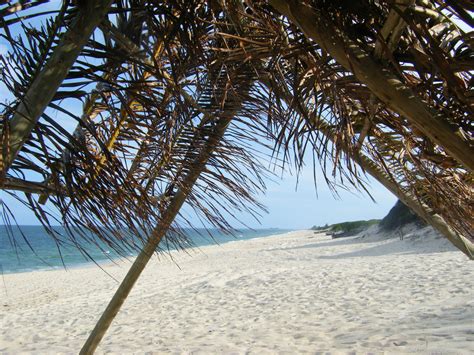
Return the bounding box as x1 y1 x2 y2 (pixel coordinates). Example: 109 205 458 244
0 226 293 274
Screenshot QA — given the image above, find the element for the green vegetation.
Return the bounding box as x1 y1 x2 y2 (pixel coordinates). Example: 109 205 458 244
311 223 329 231
312 219 380 235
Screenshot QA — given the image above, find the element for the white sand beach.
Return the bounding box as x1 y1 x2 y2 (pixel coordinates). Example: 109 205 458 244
1 229 473 354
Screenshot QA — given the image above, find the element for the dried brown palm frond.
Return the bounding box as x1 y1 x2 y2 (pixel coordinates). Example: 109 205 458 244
259 0 473 246
1 0 472 257
80 2 275 350
258 68 473 255
270 0 474 167
0 1 272 257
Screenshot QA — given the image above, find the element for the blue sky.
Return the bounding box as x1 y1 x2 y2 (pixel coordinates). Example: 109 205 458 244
258 171 396 229
1 168 397 229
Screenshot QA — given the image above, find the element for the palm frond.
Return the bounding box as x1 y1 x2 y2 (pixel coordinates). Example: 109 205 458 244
0 0 472 261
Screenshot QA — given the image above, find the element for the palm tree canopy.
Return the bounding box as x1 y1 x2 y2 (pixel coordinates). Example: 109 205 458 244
0 0 472 257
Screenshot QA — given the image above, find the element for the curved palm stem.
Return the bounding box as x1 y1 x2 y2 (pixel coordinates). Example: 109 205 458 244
79 115 233 354
356 154 474 259
81 3 257 350
259 76 473 259
269 0 474 171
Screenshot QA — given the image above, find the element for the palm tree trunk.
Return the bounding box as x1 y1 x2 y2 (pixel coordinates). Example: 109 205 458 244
80 0 255 336
1 1 113 176
79 115 233 354
269 0 474 171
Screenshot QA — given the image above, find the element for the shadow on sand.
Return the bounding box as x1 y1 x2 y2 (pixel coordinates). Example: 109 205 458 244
317 239 452 259
273 235 375 251
273 235 452 259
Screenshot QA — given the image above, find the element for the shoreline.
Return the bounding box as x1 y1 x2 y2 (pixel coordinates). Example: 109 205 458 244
1 228 296 275
1 229 472 353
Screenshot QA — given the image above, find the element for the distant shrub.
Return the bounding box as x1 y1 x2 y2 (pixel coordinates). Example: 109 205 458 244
311 223 329 231
311 219 380 235
328 219 380 234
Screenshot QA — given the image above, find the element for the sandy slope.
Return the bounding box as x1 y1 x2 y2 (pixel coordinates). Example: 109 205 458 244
1 229 472 354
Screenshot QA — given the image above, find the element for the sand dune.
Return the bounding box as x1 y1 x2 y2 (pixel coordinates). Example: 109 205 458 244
1 229 472 353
